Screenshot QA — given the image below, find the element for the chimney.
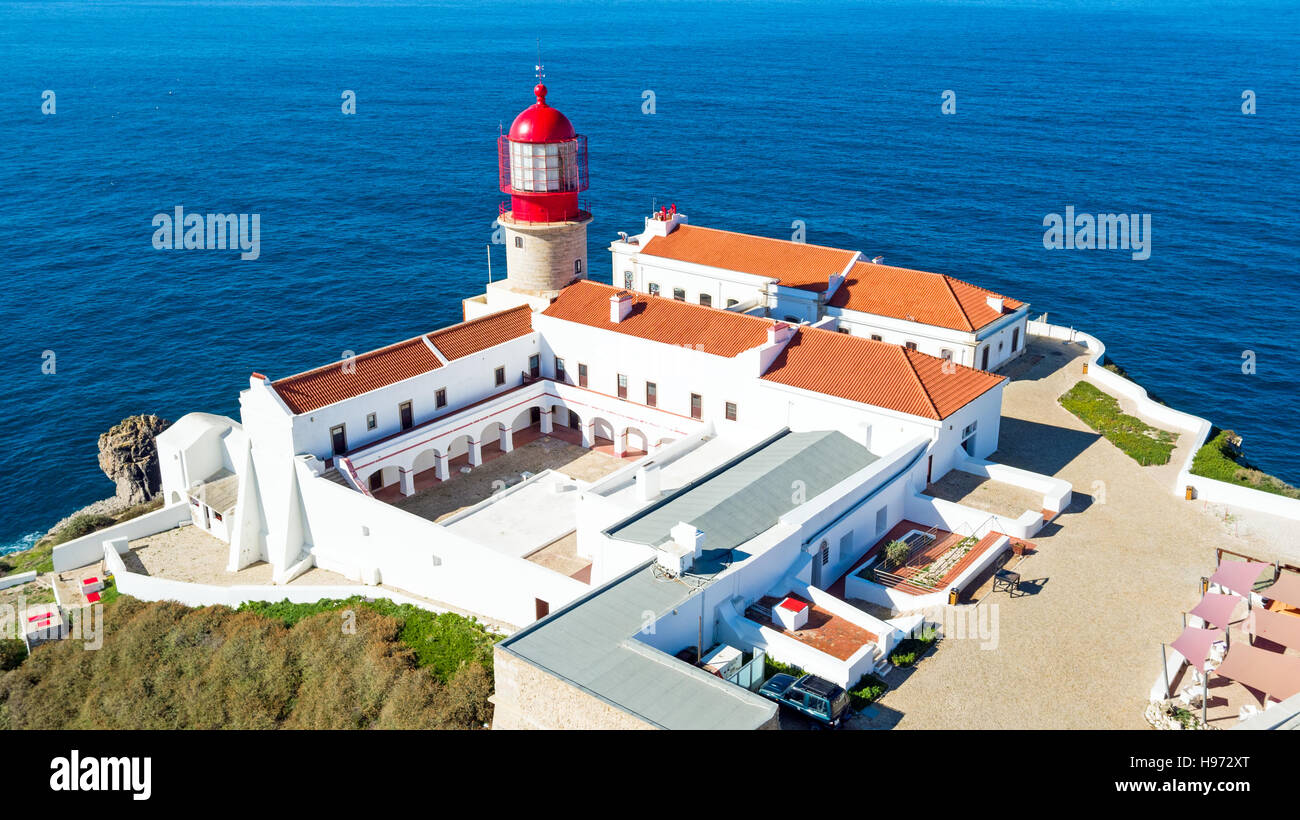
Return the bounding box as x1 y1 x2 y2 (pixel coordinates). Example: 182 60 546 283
986 295 1004 314
635 463 661 502
767 321 795 347
610 291 633 323
670 521 704 559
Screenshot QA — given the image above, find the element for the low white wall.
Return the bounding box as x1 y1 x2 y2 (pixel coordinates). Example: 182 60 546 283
103 541 454 614
844 534 1010 612
1030 320 1300 522
717 599 875 690
51 502 193 572
0 571 38 592
905 492 1036 541
958 456 1072 514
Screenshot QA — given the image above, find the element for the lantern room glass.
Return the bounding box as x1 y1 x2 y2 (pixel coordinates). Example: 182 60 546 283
509 139 578 193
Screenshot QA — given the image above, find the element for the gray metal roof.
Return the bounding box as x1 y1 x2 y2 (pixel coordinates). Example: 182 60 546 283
607 430 877 552
500 562 778 729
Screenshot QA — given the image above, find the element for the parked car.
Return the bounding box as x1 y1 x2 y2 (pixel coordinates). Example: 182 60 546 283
758 673 850 728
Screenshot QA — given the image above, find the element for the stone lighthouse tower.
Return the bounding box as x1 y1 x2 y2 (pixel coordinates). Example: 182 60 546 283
492 81 592 304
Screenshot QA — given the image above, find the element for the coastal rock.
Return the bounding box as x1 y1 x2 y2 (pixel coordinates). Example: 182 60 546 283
98 415 171 505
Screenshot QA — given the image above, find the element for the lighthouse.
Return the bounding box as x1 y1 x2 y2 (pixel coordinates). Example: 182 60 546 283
495 81 591 301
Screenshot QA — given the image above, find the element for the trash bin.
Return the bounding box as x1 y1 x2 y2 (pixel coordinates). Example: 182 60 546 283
948 588 959 606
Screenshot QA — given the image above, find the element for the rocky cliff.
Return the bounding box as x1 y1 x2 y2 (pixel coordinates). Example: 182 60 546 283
98 414 171 505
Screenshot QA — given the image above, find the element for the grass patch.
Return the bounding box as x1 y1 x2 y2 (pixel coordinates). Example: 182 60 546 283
0 595 494 729
1191 429 1300 500
848 673 888 710
1059 381 1178 466
889 626 939 667
762 654 803 679
1 498 166 579
0 640 26 672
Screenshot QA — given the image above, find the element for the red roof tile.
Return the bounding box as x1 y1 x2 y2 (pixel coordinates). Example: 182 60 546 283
427 305 533 360
271 306 534 415
760 326 1006 420
542 280 774 357
639 224 856 292
829 261 1024 332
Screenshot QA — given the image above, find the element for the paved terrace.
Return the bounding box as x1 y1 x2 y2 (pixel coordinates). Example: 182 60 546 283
828 521 1004 599
858 337 1298 730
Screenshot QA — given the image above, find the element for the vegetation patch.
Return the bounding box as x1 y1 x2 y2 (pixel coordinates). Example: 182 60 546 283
0 596 495 729
1 497 165 578
0 640 27 672
1059 381 1178 466
1191 429 1300 500
847 673 888 710
762 654 803 679
889 626 939 667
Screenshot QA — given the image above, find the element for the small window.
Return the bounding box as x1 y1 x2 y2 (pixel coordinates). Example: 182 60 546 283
495 366 506 386
623 271 634 289
574 259 583 275
870 334 883 342
435 388 447 409
527 354 539 379
783 315 799 323
672 288 686 302
648 282 660 296
514 236 523 249
941 349 954 361
399 401 413 430
578 362 588 388
905 341 918 351
366 412 377 431
212 511 223 522
330 424 348 456
699 294 712 307
617 373 628 399
837 326 850 334
690 393 702 420
724 401 737 421
726 299 738 308
555 356 565 381
1012 328 1020 352
963 421 978 438
646 382 657 407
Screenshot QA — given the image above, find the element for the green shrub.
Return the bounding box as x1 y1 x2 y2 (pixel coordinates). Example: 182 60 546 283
884 539 910 568
889 626 939 667
1059 381 1177 466
848 673 888 710
0 639 27 671
763 654 803 679
1191 430 1300 500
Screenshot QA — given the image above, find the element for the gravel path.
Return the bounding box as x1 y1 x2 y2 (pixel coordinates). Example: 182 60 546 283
867 339 1281 729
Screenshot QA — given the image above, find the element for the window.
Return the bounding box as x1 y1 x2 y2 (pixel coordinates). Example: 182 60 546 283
574 259 583 275
690 393 702 419
726 299 738 308
783 315 799 323
330 424 348 456
870 334 883 342
495 366 506 386
1012 328 1020 352
555 356 566 381
617 373 628 399
981 346 990 370
725 401 737 421
508 139 579 193
820 540 830 566
648 282 660 296
514 236 523 249
399 401 413 430
905 341 918 351
875 506 888 537
435 388 447 409
623 271 633 289
527 354 539 379
941 349 953 361
837 326 850 334
962 420 978 456
645 382 657 407
672 288 686 302
578 362 588 388
366 412 377 431
568 410 580 428
963 421 978 438
699 294 712 307
213 511 223 522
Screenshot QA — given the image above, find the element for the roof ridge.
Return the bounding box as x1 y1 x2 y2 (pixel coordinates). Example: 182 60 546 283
272 332 433 386
900 347 942 420
937 274 977 332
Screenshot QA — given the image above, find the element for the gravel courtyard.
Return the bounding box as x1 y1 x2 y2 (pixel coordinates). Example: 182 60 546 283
859 338 1292 730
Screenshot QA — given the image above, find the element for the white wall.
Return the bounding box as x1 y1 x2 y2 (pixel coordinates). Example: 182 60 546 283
51 502 193 572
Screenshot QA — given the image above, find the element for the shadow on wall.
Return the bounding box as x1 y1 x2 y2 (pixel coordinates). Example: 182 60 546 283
990 417 1101 477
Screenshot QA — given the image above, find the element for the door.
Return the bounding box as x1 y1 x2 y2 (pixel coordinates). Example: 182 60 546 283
529 406 541 426
981 346 990 370
535 598 550 619
399 401 413 430
330 425 347 455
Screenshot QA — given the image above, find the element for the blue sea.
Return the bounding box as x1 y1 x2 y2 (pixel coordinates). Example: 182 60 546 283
2 0 1298 553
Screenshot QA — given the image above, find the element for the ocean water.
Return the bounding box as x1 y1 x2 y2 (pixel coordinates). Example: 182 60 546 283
1 0 1298 552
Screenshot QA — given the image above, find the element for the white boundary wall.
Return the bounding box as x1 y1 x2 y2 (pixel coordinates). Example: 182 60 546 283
51 502 194 572
0 571 38 592
1029 320 1300 522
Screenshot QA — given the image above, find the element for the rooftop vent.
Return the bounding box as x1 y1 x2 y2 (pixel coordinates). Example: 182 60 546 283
871 256 885 264
986 295 1004 313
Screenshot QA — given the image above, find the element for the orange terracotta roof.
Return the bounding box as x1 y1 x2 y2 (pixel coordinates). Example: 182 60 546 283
542 279 774 357
272 336 444 415
639 224 856 292
760 326 1006 420
427 305 533 360
271 307 534 415
829 261 1024 332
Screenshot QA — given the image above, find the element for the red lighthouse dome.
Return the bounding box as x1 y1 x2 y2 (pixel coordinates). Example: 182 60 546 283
498 83 588 223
